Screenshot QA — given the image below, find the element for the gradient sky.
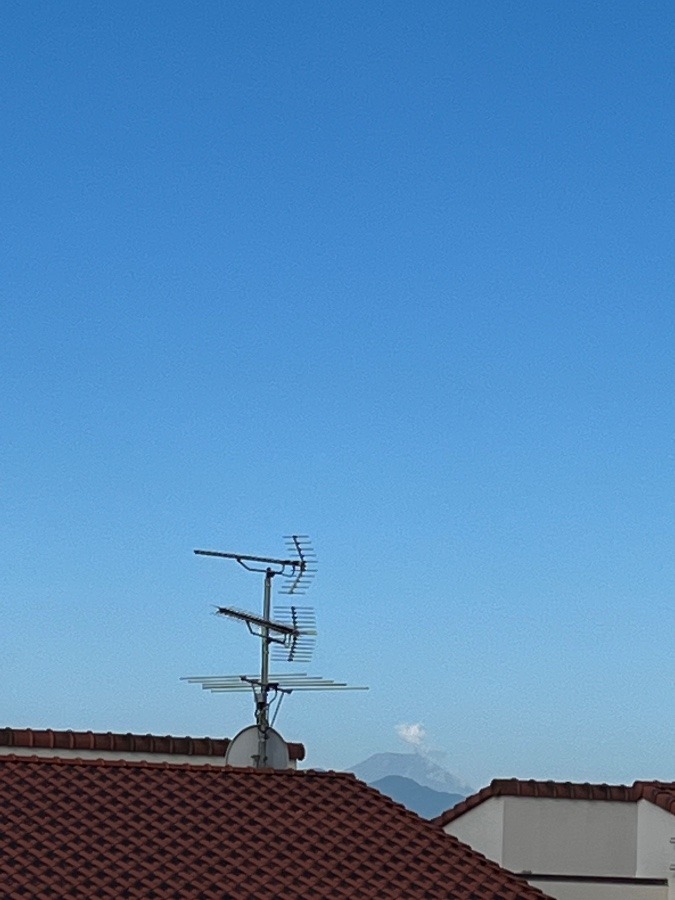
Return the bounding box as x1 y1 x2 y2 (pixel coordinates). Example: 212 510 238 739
1 1 673 788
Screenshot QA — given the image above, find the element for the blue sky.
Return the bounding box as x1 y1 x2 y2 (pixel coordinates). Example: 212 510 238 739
1 1 673 787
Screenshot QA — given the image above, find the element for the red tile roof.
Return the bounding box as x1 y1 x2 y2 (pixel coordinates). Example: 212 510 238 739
0 755 551 899
0 725 305 761
436 778 675 827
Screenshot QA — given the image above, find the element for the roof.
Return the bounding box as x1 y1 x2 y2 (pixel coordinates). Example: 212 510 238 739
0 725 305 761
0 755 551 899
436 778 675 827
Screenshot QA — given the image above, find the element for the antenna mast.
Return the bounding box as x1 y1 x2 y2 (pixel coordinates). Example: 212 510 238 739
186 535 366 768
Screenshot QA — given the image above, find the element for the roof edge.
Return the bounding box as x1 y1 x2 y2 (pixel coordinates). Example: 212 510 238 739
0 753 336 774
435 778 642 827
0 726 304 761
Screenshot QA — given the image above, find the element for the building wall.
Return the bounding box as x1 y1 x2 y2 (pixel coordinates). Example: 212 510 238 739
636 800 675 900
501 797 637 878
445 797 505 865
528 879 666 900
446 795 675 900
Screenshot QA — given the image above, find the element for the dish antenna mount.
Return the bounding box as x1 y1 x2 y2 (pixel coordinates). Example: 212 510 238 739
184 535 367 768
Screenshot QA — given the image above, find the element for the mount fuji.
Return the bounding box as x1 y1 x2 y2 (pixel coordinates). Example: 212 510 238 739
348 752 472 819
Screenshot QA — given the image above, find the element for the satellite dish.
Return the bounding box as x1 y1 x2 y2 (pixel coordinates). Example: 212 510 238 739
225 725 290 769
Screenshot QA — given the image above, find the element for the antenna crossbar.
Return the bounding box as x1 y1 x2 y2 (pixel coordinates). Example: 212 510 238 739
215 606 300 637
215 604 317 659
182 673 367 692
195 549 306 568
195 536 317 594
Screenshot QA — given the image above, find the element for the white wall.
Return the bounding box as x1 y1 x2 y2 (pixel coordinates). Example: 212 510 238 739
445 797 505 865
446 794 675 900
635 799 675 900
446 796 638 877
528 879 666 900
502 797 637 877
637 800 675 878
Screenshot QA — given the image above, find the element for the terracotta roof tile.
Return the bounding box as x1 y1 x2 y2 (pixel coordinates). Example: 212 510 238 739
435 778 675 827
0 755 551 899
0 726 305 761
635 781 675 815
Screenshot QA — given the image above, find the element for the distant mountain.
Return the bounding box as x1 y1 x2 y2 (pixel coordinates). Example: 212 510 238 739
349 752 473 797
371 775 462 819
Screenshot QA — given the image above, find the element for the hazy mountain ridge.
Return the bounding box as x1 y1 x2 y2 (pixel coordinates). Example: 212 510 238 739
349 752 473 797
370 775 463 819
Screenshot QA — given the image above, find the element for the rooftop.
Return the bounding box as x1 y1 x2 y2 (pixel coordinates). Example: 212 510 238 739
436 778 675 827
0 754 551 898
0 725 305 761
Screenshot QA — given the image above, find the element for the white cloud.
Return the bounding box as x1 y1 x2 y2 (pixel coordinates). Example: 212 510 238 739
396 722 426 748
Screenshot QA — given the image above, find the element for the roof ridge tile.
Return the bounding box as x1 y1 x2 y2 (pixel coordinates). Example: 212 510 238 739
0 725 305 761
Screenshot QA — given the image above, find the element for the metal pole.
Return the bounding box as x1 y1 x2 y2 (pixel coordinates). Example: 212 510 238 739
256 567 273 767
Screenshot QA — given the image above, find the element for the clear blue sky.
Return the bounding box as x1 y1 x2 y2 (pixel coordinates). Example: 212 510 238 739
1 1 673 788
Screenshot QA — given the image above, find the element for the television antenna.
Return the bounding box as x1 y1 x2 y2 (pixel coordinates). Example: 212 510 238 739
183 535 367 768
